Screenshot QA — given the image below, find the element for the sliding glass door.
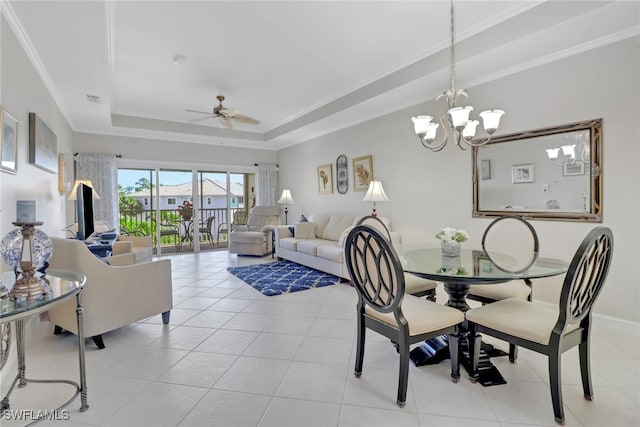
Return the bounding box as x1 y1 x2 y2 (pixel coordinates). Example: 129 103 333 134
118 167 254 254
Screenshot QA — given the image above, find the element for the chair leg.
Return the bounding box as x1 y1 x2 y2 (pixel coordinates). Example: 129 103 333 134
91 335 106 349
579 338 594 400
448 330 461 382
162 311 171 324
397 334 409 407
468 323 481 383
548 348 565 425
54 325 64 335
509 343 518 363
354 314 366 378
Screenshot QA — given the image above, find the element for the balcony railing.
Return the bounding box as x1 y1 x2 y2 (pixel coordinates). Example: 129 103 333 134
119 207 244 252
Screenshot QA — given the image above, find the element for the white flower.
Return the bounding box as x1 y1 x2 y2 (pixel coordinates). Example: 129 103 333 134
435 227 469 243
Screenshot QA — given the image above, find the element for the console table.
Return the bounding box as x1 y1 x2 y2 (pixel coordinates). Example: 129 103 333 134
0 269 88 424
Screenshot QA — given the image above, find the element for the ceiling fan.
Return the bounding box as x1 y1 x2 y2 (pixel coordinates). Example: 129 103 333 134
186 95 260 129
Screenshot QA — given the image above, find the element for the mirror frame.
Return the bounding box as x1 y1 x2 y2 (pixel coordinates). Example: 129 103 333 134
472 118 603 222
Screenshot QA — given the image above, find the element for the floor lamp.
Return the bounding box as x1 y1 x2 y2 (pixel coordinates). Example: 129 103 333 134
277 189 295 225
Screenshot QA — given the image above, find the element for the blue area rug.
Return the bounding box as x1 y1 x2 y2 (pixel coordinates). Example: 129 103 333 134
227 260 342 296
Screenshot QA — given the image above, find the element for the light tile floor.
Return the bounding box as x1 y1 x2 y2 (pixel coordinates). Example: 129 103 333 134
2 250 639 426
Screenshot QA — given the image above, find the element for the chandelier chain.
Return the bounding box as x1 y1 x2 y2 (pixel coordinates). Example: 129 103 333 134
449 0 456 103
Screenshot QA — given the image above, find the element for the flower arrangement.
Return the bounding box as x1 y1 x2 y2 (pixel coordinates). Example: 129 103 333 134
435 227 469 244
177 200 193 220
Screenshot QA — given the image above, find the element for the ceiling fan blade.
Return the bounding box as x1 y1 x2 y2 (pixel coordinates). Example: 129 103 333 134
188 115 213 123
219 117 233 129
219 108 239 117
186 109 212 115
233 114 260 125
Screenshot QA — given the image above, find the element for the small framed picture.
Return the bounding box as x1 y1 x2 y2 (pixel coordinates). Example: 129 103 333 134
1 108 18 174
512 163 534 184
480 159 491 180
563 160 585 176
352 155 373 191
317 164 333 194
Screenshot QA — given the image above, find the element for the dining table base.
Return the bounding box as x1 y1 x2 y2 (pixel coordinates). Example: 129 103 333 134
409 281 508 386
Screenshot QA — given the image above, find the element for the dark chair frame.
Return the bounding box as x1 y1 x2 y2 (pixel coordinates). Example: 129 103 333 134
355 215 437 301
467 215 540 361
345 225 462 407
198 216 215 246
468 226 614 425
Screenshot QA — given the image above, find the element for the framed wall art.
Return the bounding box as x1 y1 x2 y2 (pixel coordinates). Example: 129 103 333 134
317 163 333 194
29 112 58 173
352 155 373 191
1 108 18 174
336 154 348 194
562 160 585 176
512 163 534 184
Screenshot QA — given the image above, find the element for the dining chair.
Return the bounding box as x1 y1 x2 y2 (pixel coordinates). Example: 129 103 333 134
466 226 613 425
356 215 438 301
345 225 465 407
467 215 540 361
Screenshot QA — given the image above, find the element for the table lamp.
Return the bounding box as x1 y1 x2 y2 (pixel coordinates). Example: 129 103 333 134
277 189 295 225
362 181 389 217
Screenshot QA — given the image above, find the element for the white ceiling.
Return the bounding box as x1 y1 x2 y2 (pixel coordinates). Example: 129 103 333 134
4 1 639 150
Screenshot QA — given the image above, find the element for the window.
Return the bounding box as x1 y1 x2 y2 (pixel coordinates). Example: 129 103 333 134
207 197 212 205
144 198 148 206
168 198 177 205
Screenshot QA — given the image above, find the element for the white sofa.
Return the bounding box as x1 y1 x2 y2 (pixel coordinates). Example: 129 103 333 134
274 214 400 280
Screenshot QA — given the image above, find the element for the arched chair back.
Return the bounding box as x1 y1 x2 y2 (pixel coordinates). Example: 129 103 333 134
345 225 464 407
481 215 539 274
355 215 438 300
346 224 405 314
467 226 614 425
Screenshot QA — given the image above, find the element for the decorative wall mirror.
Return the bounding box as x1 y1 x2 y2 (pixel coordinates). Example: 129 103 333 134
472 119 602 222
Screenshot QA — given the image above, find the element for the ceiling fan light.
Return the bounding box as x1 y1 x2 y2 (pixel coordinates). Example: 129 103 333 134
479 110 505 134
449 106 473 128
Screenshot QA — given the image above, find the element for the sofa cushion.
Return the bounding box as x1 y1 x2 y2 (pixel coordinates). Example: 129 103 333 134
322 216 354 241
297 239 332 256
308 214 330 237
279 237 298 251
294 222 317 239
317 244 344 263
230 231 265 244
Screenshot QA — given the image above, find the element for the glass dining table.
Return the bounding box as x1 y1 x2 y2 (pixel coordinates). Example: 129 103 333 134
400 246 568 384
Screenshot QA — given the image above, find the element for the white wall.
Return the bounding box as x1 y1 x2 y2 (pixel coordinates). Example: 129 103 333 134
0 15 73 254
276 37 640 323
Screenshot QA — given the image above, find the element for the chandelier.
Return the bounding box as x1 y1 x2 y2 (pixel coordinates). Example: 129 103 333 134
411 0 504 151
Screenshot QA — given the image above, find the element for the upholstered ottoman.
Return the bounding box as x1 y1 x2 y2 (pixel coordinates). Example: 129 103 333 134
229 230 272 256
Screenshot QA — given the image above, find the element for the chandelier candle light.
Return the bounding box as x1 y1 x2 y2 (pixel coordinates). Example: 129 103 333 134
362 181 389 217
411 0 504 151
277 189 295 225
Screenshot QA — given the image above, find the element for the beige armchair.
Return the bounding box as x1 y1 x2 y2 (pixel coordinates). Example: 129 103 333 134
47 237 173 349
229 206 280 256
112 235 153 263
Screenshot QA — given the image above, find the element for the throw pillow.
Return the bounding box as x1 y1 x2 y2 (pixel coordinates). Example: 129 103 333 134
294 222 317 239
338 226 355 247
299 214 309 222
287 226 295 236
322 216 355 241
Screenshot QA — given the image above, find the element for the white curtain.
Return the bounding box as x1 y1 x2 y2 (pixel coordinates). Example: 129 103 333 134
75 154 118 230
255 164 278 206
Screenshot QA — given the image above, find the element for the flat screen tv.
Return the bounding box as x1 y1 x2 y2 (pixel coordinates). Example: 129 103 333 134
76 183 95 241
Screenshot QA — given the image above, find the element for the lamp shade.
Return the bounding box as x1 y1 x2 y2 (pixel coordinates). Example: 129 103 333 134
68 179 100 200
277 189 294 204
361 181 389 203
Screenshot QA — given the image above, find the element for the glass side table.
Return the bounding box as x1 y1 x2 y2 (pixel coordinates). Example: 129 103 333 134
0 269 88 425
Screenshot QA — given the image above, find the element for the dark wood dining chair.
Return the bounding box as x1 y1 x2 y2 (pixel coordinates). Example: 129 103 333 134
197 216 215 246
345 225 465 407
355 216 438 301
467 215 539 361
466 226 613 425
